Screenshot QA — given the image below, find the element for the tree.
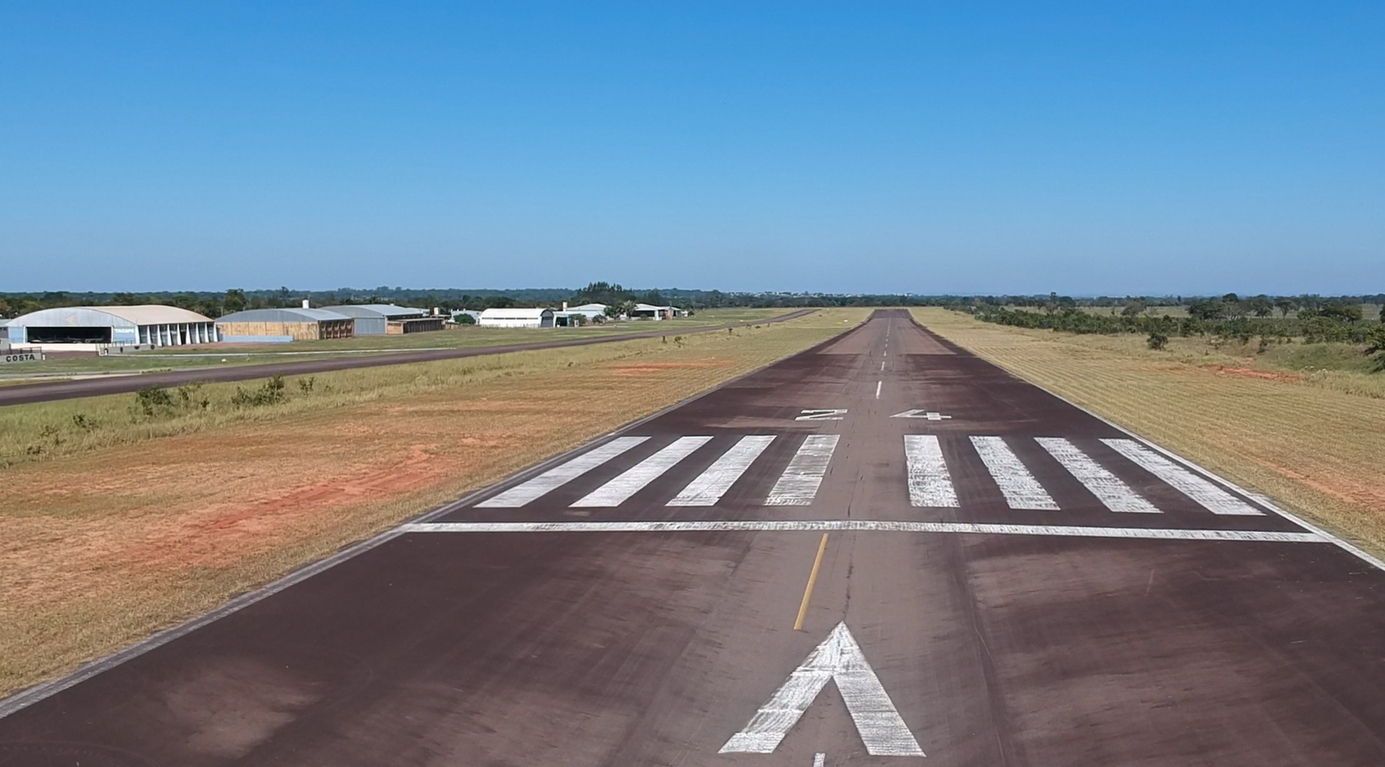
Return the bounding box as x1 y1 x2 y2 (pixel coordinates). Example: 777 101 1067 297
224 289 247 314
1247 295 1274 318
1274 298 1295 318
1121 300 1145 318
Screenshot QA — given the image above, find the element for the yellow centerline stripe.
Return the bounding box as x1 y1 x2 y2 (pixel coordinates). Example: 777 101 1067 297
793 533 830 631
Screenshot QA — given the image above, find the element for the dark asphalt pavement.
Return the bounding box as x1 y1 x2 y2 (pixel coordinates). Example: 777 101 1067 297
3 309 1383 766
0 309 814 407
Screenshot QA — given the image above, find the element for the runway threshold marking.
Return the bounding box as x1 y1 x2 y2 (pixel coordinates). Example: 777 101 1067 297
905 435 960 507
766 435 840 506
476 436 650 508
1037 437 1160 514
971 436 1059 510
572 436 711 507
720 622 925 757
668 435 775 506
1102 438 1263 516
793 533 830 631
402 520 1323 542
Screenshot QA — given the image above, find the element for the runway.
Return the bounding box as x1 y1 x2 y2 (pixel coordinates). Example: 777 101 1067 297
0 309 814 407
3 309 1384 766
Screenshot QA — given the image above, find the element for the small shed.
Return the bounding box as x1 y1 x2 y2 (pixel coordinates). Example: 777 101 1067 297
216 308 354 342
322 304 445 335
478 308 555 328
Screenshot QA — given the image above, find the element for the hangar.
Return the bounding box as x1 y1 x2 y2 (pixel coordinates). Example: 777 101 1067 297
478 307 555 328
322 304 446 335
5 305 217 347
215 308 354 342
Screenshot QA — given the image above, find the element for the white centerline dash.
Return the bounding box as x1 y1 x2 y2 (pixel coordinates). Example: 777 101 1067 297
875 380 882 399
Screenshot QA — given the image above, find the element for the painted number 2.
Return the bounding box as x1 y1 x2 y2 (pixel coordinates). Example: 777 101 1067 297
796 409 847 421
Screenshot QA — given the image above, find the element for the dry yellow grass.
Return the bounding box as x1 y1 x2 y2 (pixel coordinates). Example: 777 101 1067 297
0 309 868 697
913 308 1385 556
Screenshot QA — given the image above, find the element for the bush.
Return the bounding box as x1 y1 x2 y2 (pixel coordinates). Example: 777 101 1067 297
136 386 175 417
231 375 287 407
1147 332 1168 350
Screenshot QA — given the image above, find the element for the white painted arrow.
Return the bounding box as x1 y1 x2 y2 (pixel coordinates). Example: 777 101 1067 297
891 409 951 421
720 623 924 757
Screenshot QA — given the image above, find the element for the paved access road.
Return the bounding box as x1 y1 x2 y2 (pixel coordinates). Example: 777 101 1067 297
0 309 814 407
4 309 1385 766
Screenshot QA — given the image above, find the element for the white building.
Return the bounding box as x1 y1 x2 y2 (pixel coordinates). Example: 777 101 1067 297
477 307 555 328
565 302 609 319
6 305 217 348
630 303 685 320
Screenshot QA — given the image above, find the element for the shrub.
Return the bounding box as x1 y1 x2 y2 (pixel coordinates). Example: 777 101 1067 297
231 375 288 407
1147 332 1168 350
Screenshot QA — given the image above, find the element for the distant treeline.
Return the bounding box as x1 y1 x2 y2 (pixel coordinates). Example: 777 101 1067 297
966 294 1385 364
2 284 1383 322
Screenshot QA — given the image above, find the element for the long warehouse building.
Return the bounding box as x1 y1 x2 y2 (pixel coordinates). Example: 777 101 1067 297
216 308 355 342
322 304 446 335
5 305 217 347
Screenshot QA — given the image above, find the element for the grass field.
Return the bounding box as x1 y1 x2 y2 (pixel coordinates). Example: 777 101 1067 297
0 307 791 379
0 308 865 697
913 308 1385 558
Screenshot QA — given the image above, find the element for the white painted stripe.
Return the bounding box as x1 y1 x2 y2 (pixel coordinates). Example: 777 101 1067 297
813 754 825 767
668 436 775 506
970 436 1059 510
1037 437 1160 513
571 436 712 507
401 520 1324 543
904 435 958 507
765 435 840 506
1102 439 1264 516
476 436 650 507
720 623 924 756
875 380 882 399
880 360 885 371
1014 374 1385 571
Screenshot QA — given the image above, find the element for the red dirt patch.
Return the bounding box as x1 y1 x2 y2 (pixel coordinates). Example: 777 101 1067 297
1203 365 1304 383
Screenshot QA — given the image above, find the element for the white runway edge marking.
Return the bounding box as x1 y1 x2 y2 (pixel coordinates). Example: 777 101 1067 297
1037 437 1160 514
720 623 924 757
766 435 840 506
1102 438 1264 516
400 520 1324 543
476 436 650 508
904 435 959 507
572 436 712 507
668 436 775 506
970 436 1059 510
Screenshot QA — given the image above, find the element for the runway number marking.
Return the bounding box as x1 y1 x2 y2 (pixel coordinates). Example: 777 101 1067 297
720 622 925 757
796 409 847 421
891 409 951 421
476 436 649 508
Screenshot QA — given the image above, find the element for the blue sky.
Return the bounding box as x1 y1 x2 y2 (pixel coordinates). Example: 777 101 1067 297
2 2 1381 294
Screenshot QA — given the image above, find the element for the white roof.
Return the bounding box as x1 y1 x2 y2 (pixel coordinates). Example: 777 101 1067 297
9 304 213 327
633 303 677 311
569 303 607 311
479 307 554 319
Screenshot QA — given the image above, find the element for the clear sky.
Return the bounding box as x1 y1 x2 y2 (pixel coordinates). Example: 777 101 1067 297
2 2 1381 295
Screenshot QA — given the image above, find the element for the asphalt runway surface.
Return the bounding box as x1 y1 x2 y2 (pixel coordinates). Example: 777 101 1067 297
4 309 1385 766
0 309 814 407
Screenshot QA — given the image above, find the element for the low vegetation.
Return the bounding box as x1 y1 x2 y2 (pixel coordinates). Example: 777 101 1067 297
912 308 1385 558
0 308 865 697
